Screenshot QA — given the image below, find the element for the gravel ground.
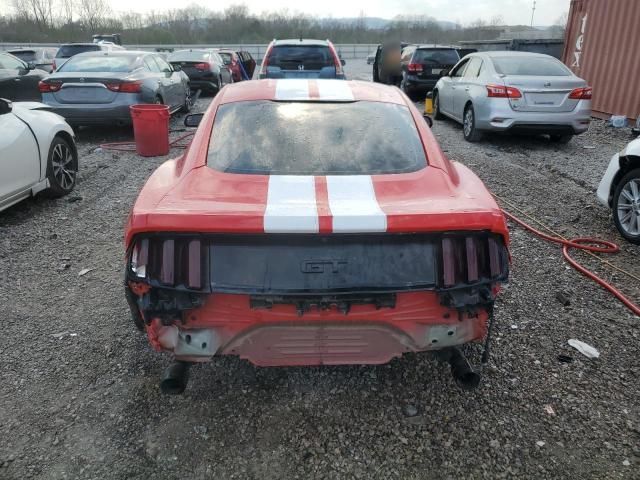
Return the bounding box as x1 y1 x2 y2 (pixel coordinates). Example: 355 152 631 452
1 60 639 480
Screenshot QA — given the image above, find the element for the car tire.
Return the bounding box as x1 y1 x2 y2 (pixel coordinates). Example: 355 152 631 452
400 74 412 97
433 91 444 120
180 86 192 113
550 134 573 144
214 77 222 95
612 168 640 244
45 135 77 198
463 104 483 142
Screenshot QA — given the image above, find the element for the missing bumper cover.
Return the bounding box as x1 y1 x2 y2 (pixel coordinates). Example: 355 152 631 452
250 293 397 316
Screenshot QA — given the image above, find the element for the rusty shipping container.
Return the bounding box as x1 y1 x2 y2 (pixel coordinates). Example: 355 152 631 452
562 0 640 120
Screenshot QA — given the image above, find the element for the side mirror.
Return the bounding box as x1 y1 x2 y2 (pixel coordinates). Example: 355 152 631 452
0 98 13 115
27 62 36 70
172 64 181 72
340 59 346 66
184 113 204 128
423 114 433 128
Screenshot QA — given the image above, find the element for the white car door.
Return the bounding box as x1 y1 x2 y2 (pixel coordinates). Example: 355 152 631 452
439 58 469 118
0 110 40 202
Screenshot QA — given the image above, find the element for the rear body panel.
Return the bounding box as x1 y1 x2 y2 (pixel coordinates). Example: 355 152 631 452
125 79 509 367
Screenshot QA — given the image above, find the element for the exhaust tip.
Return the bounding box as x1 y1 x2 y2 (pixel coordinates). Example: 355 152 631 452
160 361 190 395
446 347 482 391
454 371 481 390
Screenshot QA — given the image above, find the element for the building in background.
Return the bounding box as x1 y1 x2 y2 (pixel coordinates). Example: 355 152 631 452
562 0 640 120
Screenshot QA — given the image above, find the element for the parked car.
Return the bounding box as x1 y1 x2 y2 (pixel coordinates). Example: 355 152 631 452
7 47 58 73
124 79 509 394
216 49 256 81
92 33 122 45
40 51 191 127
0 52 49 101
53 42 124 71
597 138 640 244
167 49 232 94
433 51 592 142
399 44 461 96
259 39 345 79
0 98 77 212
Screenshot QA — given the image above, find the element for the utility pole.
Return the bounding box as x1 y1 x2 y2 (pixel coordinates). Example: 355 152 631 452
530 0 537 27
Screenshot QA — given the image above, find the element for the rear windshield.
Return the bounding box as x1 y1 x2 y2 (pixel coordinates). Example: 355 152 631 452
268 45 334 71
9 51 37 62
56 45 100 58
413 49 459 65
167 51 209 62
492 56 571 76
58 55 137 73
207 101 427 175
218 52 232 64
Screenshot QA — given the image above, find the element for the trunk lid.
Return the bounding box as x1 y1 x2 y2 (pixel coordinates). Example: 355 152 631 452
49 72 128 104
502 75 586 113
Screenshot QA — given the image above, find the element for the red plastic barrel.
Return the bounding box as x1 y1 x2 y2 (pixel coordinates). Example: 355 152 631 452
130 104 170 157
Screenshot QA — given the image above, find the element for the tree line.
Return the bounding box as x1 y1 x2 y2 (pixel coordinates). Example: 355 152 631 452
0 2 560 45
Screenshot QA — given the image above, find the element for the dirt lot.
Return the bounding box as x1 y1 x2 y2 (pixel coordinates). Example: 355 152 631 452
1 60 639 480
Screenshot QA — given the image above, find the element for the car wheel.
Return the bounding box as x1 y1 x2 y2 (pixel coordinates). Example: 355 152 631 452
400 74 411 96
45 135 76 197
215 78 222 95
612 168 640 244
463 104 483 142
550 134 573 144
433 91 444 120
180 86 192 113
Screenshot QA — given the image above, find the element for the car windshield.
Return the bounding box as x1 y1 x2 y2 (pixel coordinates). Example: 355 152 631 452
9 51 37 62
268 45 334 70
413 49 459 65
57 45 100 58
0 54 26 70
58 55 137 72
492 56 571 76
207 100 427 175
167 51 209 62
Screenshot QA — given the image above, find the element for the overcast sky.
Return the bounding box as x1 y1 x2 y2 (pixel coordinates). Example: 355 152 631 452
102 0 569 25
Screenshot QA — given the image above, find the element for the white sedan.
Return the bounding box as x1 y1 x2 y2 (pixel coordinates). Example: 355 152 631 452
597 137 640 244
0 99 77 212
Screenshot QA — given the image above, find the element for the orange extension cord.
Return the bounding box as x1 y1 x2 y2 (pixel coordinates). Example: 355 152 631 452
497 195 640 317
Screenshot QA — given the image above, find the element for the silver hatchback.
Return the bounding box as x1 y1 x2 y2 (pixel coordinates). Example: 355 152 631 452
433 51 592 143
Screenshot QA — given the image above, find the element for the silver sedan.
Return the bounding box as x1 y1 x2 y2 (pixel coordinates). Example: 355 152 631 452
433 51 592 143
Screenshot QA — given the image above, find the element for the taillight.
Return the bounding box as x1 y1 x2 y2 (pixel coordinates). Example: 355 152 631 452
328 42 343 76
194 62 210 71
441 234 507 287
38 80 62 93
52 59 56 71
129 237 204 290
486 84 522 99
569 86 592 100
260 44 273 74
408 63 423 73
105 80 142 93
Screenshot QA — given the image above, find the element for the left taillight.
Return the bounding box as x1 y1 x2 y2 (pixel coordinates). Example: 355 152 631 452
38 80 62 93
105 80 142 93
407 63 423 73
129 237 204 290
569 86 592 100
194 62 210 71
486 84 522 99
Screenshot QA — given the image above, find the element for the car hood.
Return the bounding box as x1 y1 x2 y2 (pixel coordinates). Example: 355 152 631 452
11 101 51 111
127 162 508 242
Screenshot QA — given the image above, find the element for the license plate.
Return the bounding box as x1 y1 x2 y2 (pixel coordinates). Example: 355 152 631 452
432 68 442 74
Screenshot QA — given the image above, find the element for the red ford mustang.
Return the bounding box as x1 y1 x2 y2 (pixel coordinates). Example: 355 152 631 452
125 79 509 393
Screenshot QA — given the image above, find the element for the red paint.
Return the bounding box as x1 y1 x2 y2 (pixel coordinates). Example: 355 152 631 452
314 176 332 233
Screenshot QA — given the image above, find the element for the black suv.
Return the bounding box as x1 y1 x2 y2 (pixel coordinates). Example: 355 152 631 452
399 45 463 96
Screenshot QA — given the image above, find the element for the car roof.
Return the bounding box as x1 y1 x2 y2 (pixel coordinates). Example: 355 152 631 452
69 50 149 58
218 79 407 106
413 44 460 50
272 39 330 47
479 51 556 59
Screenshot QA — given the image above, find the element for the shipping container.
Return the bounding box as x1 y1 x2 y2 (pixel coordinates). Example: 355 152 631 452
562 0 640 120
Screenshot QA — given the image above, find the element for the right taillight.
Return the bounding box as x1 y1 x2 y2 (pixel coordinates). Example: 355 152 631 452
486 84 522 99
441 234 507 288
569 86 592 100
260 44 273 75
38 80 62 93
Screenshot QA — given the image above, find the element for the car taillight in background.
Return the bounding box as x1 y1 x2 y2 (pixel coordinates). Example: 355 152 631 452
486 84 522 99
51 59 56 71
105 80 143 93
569 86 593 100
194 63 210 71
408 63 423 73
260 44 274 75
38 80 62 93
129 237 204 290
328 42 343 76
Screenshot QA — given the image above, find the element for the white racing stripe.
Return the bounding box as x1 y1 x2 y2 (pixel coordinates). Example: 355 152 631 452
317 80 355 101
275 79 310 100
326 176 387 232
264 176 319 233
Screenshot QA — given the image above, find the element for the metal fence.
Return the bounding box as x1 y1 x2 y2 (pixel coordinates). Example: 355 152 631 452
0 43 379 60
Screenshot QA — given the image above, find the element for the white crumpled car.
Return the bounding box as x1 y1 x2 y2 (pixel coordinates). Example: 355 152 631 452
0 99 77 212
597 137 640 244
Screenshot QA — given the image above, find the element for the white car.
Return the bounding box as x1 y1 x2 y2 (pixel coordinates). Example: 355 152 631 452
597 137 640 244
0 99 77 212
